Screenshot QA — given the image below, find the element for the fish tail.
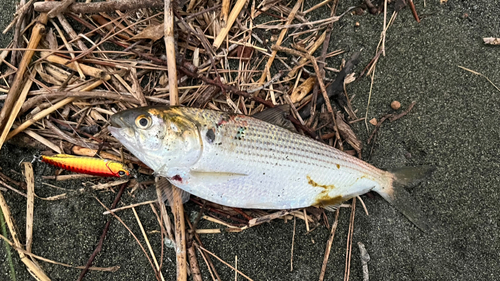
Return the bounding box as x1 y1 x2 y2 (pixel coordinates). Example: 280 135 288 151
374 166 435 232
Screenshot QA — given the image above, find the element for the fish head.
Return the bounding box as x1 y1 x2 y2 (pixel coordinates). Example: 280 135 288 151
108 106 202 172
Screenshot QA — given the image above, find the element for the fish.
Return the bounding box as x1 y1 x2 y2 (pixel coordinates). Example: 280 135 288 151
41 154 130 178
109 106 432 231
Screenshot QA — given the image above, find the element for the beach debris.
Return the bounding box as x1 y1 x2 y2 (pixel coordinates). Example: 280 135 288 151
391 100 401 110
358 242 371 281
483 37 500 45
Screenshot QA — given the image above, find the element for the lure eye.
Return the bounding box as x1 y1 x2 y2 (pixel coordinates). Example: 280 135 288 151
135 115 152 129
118 170 127 176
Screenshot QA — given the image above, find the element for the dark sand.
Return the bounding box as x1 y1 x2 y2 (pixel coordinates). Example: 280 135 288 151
1 1 499 280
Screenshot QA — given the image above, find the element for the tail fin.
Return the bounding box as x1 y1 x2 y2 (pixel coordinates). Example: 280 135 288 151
375 166 435 232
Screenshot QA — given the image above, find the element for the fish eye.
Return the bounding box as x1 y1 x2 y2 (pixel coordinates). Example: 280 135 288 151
118 170 127 176
135 115 152 129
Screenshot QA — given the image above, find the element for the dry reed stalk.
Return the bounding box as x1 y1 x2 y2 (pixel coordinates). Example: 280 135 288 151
164 1 187 279
188 244 203 281
197 244 254 281
255 0 303 94
23 162 35 254
221 0 230 25
213 0 248 49
287 31 326 79
155 178 176 247
290 77 316 103
0 191 50 281
132 207 166 281
102 200 156 215
318 209 340 281
343 198 356 281
0 13 48 150
0 235 119 272
41 52 111 79
34 0 163 14
7 79 107 140
0 78 33 149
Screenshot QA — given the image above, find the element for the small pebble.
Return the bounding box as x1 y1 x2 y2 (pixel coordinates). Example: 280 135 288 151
391 101 401 110
369 118 377 126
355 22 360 27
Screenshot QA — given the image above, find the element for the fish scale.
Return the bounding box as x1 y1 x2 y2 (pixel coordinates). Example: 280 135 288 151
109 106 432 231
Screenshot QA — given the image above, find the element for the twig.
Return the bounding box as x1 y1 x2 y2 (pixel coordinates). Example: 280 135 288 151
197 244 254 281
458 66 500 93
0 234 119 272
77 183 127 281
272 45 342 148
318 209 340 281
358 242 370 281
367 101 417 144
186 218 222 281
248 209 293 227
7 79 107 140
408 0 420 23
34 0 163 14
188 244 203 281
343 198 356 281
290 216 296 271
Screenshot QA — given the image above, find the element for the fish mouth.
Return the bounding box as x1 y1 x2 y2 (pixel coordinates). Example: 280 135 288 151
109 113 127 129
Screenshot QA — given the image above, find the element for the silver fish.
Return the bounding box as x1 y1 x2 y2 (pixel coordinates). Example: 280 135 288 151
109 106 431 230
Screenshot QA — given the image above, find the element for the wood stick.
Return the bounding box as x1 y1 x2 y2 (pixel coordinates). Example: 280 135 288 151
0 13 48 149
34 0 163 14
213 0 248 49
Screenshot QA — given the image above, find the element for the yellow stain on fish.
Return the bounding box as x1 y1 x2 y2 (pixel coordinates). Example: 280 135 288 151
109 106 432 231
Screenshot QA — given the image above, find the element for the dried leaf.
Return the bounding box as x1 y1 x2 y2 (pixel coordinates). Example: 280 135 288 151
131 24 163 41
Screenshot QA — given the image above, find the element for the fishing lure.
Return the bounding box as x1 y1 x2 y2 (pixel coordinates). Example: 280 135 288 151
41 154 130 178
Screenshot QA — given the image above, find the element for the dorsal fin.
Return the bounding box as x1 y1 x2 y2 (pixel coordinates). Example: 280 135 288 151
252 105 297 133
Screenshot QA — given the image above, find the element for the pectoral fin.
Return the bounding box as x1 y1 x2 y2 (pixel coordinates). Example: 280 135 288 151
156 176 191 206
165 167 247 186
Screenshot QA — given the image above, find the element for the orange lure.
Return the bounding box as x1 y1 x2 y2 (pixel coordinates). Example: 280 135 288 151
41 154 130 178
